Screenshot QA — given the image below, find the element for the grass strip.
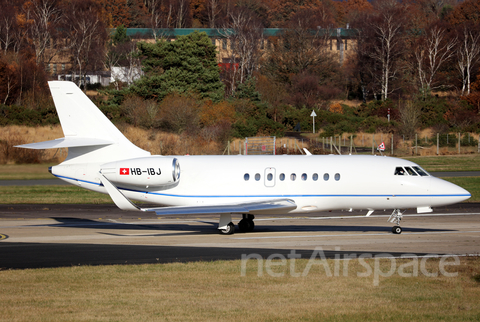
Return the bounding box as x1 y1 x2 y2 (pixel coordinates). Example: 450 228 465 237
0 163 56 180
0 257 478 321
403 154 480 172
442 177 480 202
0 185 112 204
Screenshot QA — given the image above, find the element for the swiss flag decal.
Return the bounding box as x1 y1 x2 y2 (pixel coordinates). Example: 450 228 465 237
119 168 129 175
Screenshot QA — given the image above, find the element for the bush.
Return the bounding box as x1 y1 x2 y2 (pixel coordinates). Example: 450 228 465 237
0 105 44 126
460 134 478 147
0 133 42 164
429 133 457 148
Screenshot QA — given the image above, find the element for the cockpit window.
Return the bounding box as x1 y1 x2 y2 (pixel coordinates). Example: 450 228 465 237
404 167 418 176
413 166 429 176
394 167 405 175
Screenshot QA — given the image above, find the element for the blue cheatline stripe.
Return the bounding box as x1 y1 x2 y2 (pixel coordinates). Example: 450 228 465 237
53 174 470 199
54 174 102 186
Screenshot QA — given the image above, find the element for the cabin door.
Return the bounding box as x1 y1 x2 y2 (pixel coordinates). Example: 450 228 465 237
264 167 276 187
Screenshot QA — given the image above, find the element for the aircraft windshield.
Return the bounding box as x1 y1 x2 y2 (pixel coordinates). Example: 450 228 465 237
404 167 418 176
395 166 429 176
394 167 405 175
413 166 429 176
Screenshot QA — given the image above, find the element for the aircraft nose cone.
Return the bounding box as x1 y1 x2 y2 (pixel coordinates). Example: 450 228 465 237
430 177 471 206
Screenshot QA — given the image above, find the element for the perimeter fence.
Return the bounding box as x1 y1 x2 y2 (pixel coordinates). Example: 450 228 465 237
226 132 480 156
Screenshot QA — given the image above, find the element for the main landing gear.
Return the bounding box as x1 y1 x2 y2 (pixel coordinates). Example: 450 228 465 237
388 209 404 234
218 214 255 235
238 214 255 232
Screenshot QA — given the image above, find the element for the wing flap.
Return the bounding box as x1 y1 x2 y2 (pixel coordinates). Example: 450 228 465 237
149 199 297 216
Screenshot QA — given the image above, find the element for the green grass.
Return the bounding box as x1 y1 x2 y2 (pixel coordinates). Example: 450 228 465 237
0 185 113 204
442 177 480 202
403 154 480 172
0 257 478 321
0 163 56 180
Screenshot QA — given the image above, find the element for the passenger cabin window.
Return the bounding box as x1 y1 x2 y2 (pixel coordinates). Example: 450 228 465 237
291 173 297 181
405 167 418 176
255 173 261 181
313 173 318 181
324 173 329 181
413 166 429 176
335 173 340 181
301 173 307 181
244 173 250 181
279 173 285 181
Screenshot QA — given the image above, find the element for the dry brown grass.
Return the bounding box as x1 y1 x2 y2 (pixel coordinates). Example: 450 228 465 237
121 126 223 155
0 257 478 321
0 125 66 164
2 125 479 163
0 163 57 180
0 125 225 164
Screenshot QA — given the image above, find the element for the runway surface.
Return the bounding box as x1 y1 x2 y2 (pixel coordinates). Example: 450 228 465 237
0 203 479 269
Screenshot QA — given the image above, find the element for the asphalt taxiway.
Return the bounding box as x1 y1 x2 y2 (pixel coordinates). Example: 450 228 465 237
0 203 479 269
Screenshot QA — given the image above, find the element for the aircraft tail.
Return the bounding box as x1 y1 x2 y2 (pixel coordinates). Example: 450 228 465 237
16 81 150 163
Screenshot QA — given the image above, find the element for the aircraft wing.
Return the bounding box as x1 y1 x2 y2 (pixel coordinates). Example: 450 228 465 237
100 174 297 215
147 199 297 216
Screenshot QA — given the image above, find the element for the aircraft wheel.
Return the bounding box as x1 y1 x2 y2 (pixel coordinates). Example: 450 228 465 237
392 226 402 234
238 219 255 232
238 219 248 232
246 219 255 232
220 222 235 235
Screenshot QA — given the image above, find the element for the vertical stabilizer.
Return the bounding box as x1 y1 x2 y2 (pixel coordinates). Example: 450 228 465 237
49 81 125 142
48 81 149 163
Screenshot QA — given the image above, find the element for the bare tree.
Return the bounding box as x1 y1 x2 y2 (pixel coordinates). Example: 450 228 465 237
23 0 63 65
263 9 334 79
65 0 107 87
206 0 221 28
399 100 421 139
355 4 407 100
456 24 480 95
144 0 173 40
220 6 264 96
0 4 18 55
174 0 190 28
414 24 457 97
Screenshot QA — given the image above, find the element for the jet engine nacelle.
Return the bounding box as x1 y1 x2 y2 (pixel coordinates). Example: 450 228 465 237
100 157 180 188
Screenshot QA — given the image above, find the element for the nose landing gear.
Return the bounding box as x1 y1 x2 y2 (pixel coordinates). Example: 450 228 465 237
388 209 404 234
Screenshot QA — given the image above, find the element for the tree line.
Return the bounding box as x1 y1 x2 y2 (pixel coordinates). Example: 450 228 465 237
1 0 480 144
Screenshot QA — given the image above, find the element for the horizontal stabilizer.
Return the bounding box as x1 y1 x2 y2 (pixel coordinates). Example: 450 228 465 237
16 137 114 149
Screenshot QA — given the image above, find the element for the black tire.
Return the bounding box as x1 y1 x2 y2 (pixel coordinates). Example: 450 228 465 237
238 219 248 232
246 219 255 232
392 226 402 234
220 222 235 235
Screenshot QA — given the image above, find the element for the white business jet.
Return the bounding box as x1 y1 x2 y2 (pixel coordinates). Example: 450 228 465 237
17 81 471 235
